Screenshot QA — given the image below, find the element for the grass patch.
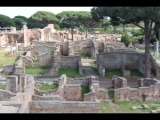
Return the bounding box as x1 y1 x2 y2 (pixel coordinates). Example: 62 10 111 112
25 67 48 75
130 70 144 78
59 68 86 78
81 54 91 59
0 51 24 68
0 85 6 90
100 102 114 113
108 87 115 100
83 66 100 76
105 69 123 77
81 86 90 101
36 84 58 91
114 101 160 113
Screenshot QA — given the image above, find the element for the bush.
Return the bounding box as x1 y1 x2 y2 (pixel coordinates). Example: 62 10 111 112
121 33 131 47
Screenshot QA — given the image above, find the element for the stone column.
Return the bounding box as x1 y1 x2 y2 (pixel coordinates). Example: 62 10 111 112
10 42 13 55
16 41 18 52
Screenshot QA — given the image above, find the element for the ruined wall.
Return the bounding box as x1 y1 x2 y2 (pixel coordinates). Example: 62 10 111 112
13 67 25 75
39 52 53 67
63 84 81 101
112 77 127 89
34 88 57 96
2 64 15 74
31 44 56 56
6 76 18 93
59 55 81 68
29 101 100 113
115 79 160 101
18 45 32 51
97 52 146 71
32 95 62 101
0 90 16 101
137 78 159 87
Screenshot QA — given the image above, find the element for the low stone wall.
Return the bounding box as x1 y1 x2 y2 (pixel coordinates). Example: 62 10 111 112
137 78 159 87
32 95 62 101
34 88 57 96
29 101 100 113
0 89 16 101
112 77 127 89
2 64 15 74
18 45 32 51
6 76 18 93
84 92 96 101
18 102 29 113
63 84 81 101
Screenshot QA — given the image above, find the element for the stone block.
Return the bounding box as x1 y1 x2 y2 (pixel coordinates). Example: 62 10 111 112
142 104 149 109
131 106 137 110
151 110 157 113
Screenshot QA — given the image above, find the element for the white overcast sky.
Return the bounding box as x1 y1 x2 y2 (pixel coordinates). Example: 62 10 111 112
0 7 93 18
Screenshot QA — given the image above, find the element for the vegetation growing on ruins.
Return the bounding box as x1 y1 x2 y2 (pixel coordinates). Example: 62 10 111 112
0 51 24 68
113 101 160 113
25 67 48 75
81 54 91 59
0 85 6 90
130 70 144 78
59 68 86 78
108 87 115 100
100 102 114 113
81 86 90 101
36 84 58 91
105 69 123 78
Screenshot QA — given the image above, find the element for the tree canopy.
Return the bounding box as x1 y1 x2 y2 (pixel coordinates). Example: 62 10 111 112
29 11 60 27
0 14 15 27
12 18 26 30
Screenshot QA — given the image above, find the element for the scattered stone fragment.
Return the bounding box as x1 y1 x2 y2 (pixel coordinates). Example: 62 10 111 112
131 106 137 110
155 109 160 113
136 106 143 109
142 104 149 109
151 110 157 113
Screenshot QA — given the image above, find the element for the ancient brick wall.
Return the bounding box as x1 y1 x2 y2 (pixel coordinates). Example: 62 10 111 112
112 77 127 89
18 45 32 51
137 78 159 87
29 101 100 113
63 84 81 101
21 57 33 68
31 44 56 56
39 52 53 67
96 52 146 73
34 88 57 96
84 92 96 101
32 95 62 101
59 55 81 68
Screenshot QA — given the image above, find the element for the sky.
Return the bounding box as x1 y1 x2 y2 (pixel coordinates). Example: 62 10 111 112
0 7 93 18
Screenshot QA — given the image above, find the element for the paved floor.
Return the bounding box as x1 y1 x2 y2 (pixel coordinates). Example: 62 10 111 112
0 106 19 113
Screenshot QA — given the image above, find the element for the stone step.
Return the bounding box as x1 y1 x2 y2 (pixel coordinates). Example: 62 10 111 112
0 106 19 113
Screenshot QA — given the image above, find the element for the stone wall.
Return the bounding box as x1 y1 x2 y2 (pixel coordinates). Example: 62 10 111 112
0 89 16 101
112 77 127 89
18 44 32 51
59 55 81 68
29 101 100 113
96 52 146 76
32 95 62 101
2 64 15 74
34 88 57 96
137 78 159 87
31 44 56 56
6 76 18 93
63 84 81 101
114 78 160 101
13 67 25 75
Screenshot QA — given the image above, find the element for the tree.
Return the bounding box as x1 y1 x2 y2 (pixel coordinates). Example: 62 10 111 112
56 11 79 40
121 33 131 47
12 18 26 30
91 7 160 78
29 11 59 27
14 15 28 21
0 14 15 27
77 11 98 38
